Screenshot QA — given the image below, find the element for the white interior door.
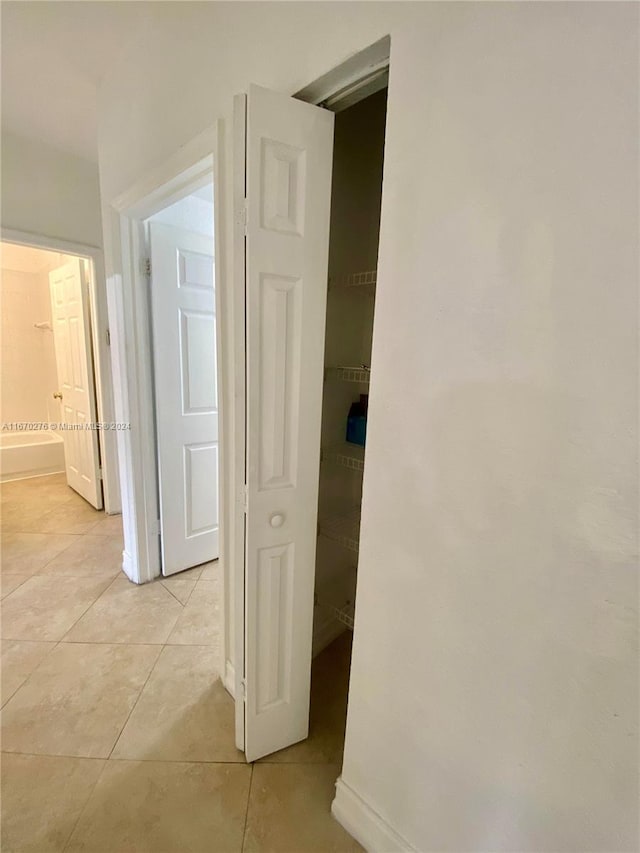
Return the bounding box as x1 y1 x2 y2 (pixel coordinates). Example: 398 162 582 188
149 222 219 576
244 85 334 761
49 259 103 509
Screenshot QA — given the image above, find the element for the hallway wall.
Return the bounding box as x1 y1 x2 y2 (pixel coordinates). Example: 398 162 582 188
97 4 639 851
1 131 103 248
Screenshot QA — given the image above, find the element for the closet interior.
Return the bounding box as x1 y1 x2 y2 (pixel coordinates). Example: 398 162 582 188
312 86 387 659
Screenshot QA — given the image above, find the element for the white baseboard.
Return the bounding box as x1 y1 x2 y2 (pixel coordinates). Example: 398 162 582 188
332 776 416 853
223 660 235 698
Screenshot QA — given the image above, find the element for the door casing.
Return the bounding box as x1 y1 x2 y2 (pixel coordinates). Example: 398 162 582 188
107 126 234 696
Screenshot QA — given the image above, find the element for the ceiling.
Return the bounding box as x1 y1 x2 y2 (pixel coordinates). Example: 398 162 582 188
192 184 214 204
1 1 151 163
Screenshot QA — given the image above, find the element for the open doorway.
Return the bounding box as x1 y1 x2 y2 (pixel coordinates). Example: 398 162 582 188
0 241 111 512
256 86 388 767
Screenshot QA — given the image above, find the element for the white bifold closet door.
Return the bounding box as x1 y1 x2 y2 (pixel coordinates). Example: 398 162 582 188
49 259 103 509
242 85 334 762
149 222 219 576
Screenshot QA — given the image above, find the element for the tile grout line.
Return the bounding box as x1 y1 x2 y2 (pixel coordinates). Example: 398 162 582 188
0 531 84 595
36 531 87 573
241 764 254 853
53 575 119 644
0 637 63 709
60 756 111 853
160 581 191 606
1 750 249 765
106 641 165 760
3 516 103 538
0 573 31 602
179 577 199 605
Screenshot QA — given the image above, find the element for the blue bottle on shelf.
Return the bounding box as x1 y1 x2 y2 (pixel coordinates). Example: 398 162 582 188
346 394 368 447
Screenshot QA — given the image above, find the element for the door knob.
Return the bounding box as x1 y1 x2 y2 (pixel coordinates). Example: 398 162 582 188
269 512 285 528
53 392 63 400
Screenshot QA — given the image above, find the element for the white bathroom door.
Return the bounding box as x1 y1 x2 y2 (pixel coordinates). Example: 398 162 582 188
149 222 219 576
49 259 103 509
243 85 334 761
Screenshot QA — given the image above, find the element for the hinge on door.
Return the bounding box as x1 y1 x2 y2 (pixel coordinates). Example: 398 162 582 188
106 328 111 347
142 257 151 277
243 484 248 514
98 467 103 480
243 198 248 236
240 678 246 702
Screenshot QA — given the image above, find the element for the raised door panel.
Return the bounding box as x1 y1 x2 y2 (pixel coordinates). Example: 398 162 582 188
258 274 301 491
180 309 217 414
184 442 219 537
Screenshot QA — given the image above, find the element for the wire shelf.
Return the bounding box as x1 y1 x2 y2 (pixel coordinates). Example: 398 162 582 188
332 602 355 630
318 509 361 553
322 443 365 473
330 270 377 290
326 366 371 384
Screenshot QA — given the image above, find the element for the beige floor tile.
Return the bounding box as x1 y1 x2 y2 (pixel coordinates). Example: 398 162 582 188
199 559 220 580
66 760 251 853
2 642 161 757
1 475 74 509
244 764 363 852
40 534 123 579
2 471 67 490
167 579 219 645
1 575 113 641
90 513 124 537
60 488 100 512
2 639 56 706
1 532 78 575
1 573 30 599
23 502 103 535
65 578 182 644
166 564 204 581
112 645 241 762
160 577 197 605
0 502 53 534
1 753 105 853
259 632 352 764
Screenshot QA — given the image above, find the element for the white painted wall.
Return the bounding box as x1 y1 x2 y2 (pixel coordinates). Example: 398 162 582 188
1 131 103 247
0 267 57 424
97 3 638 850
0 246 80 426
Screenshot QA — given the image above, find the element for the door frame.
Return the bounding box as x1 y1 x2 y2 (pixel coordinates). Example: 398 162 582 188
0 227 120 515
106 122 237 686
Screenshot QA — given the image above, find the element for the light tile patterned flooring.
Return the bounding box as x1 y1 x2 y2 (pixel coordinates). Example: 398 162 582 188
1 473 361 852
